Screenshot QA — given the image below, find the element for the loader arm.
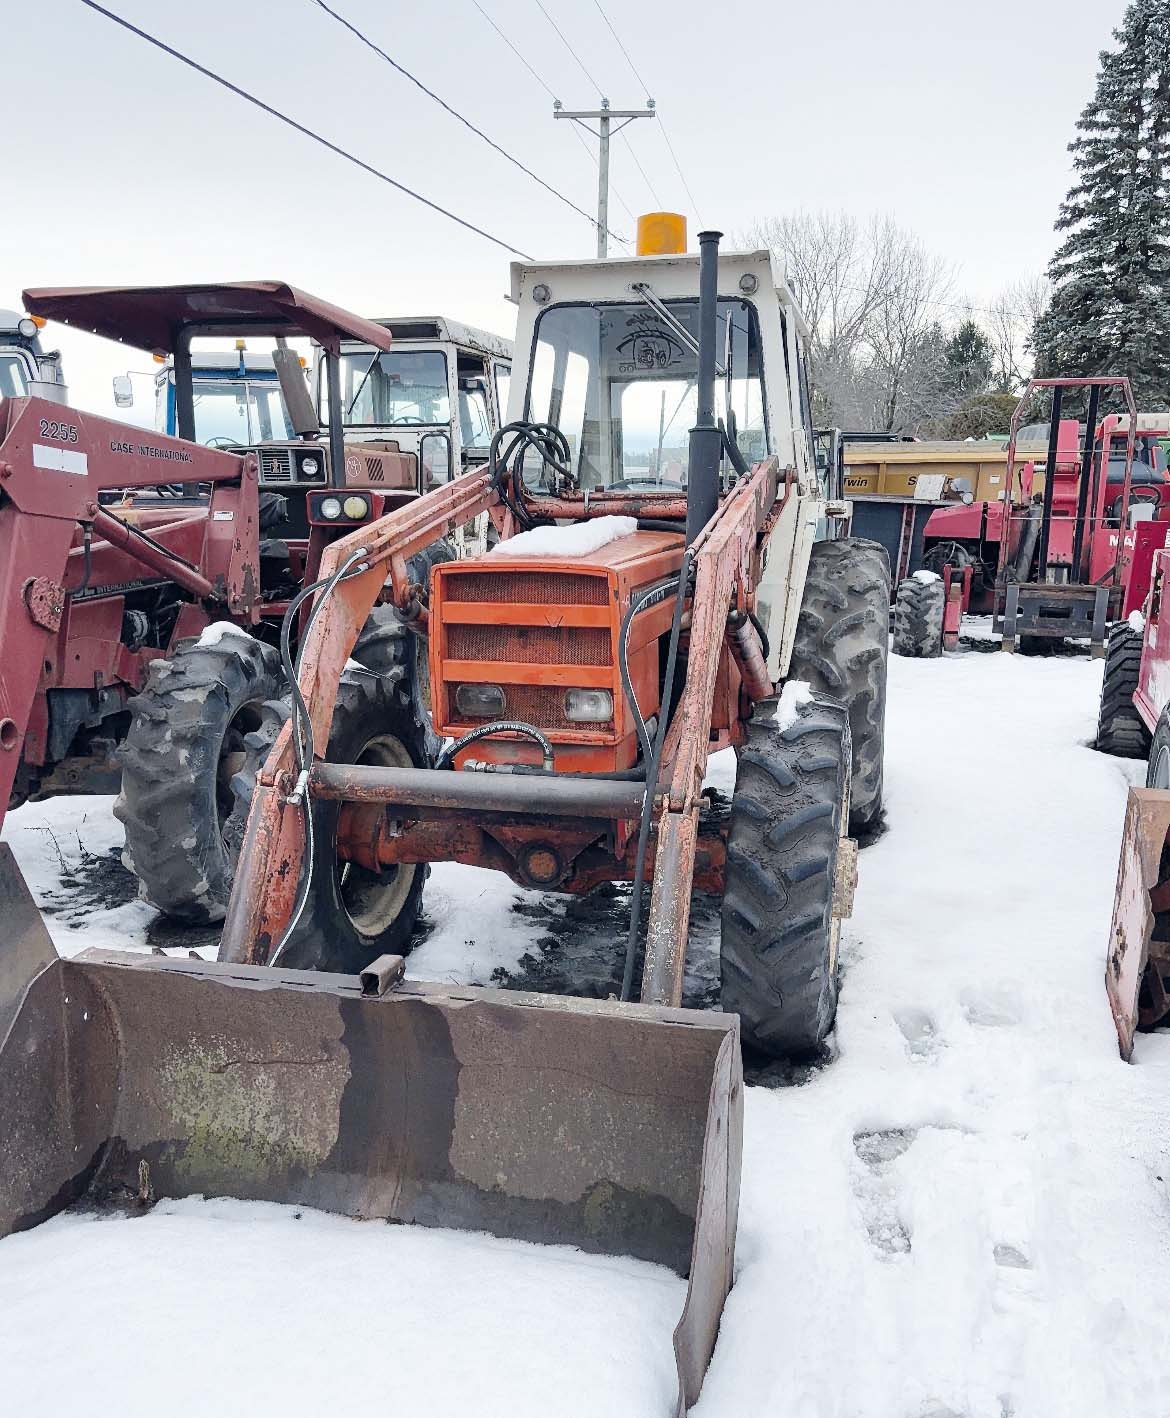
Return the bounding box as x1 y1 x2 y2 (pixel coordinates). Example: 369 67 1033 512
641 458 783 1005
218 466 501 964
0 395 254 823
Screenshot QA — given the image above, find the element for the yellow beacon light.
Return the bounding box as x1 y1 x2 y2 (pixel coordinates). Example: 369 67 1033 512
636 212 687 256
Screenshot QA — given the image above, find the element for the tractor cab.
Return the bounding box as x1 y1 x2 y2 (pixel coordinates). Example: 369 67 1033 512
24 282 418 599
0 308 68 404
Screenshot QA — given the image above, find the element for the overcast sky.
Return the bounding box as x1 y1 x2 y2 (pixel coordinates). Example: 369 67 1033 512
2 0 1128 417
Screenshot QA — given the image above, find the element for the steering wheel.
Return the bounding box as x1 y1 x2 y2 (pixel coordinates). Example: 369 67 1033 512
388 416 426 425
206 437 241 449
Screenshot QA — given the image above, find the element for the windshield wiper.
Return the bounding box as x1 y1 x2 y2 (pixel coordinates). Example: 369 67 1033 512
630 283 726 376
345 352 382 419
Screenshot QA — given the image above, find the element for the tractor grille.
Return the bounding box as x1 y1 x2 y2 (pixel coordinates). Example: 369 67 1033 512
444 571 608 605
449 682 613 733
446 623 611 666
258 449 296 483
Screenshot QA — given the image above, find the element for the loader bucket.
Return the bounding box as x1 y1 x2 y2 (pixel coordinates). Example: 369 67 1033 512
1106 787 1170 1059
0 846 741 1413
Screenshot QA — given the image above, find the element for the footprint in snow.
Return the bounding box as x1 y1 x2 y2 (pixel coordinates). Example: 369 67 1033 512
893 1006 943 1061
852 1127 915 1257
961 987 1021 1029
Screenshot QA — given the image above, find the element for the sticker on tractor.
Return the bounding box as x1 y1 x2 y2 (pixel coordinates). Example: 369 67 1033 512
32 443 87 476
212 510 234 521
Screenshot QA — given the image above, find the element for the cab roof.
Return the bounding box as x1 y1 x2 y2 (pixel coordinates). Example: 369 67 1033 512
22 282 395 357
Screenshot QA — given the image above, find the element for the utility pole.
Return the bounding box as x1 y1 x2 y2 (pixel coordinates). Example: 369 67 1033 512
554 98 656 258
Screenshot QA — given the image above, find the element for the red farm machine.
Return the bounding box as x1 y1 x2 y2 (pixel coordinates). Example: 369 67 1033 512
893 378 1169 658
0 225 890 1410
0 282 437 924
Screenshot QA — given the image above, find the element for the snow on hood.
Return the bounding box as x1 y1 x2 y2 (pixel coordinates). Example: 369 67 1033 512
492 516 638 559
912 569 941 584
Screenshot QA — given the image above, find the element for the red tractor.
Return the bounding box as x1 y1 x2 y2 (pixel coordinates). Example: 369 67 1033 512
0 282 433 925
895 378 1168 657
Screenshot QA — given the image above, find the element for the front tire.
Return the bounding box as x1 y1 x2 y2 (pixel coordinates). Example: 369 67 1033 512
115 631 286 924
274 666 431 973
892 574 945 659
720 691 853 1058
788 537 890 832
1098 623 1150 759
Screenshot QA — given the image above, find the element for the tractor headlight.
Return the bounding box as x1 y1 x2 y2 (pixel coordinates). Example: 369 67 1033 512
18 317 38 340
455 684 506 719
299 454 321 478
342 495 369 520
319 496 343 520
565 688 613 722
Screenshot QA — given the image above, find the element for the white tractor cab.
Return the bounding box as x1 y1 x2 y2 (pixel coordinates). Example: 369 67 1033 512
150 346 293 446
0 309 68 404
321 316 512 518
504 239 824 678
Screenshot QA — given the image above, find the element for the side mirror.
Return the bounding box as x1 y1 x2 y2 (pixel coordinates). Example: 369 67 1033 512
112 374 134 409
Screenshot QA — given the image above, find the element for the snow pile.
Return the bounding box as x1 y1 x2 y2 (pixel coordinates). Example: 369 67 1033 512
1129 609 1146 633
406 861 547 985
196 621 254 649
774 679 813 730
912 569 942 584
695 652 1169 1418
493 516 637 559
0 1198 683 1418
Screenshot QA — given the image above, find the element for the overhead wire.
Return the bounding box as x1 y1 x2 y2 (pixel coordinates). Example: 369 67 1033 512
307 0 621 245
469 0 634 239
76 0 533 259
590 0 704 227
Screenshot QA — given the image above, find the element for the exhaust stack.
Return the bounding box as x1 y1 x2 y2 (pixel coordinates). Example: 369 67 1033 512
685 229 723 546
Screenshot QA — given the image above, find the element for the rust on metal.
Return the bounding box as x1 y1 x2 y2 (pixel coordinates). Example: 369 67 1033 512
22 576 66 632
1106 787 1170 1058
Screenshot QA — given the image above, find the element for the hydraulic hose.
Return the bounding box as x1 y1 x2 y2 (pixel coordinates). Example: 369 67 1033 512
436 719 554 772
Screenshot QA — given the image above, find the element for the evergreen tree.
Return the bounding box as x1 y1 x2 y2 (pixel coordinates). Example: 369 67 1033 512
943 320 993 398
1032 0 1170 404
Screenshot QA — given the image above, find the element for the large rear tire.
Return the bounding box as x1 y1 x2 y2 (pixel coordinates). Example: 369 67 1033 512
274 664 431 974
115 631 286 924
892 575 945 659
788 537 889 833
1098 622 1150 759
720 691 853 1058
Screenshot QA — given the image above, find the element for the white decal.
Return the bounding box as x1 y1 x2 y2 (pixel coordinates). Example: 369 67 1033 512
212 510 234 521
33 443 88 476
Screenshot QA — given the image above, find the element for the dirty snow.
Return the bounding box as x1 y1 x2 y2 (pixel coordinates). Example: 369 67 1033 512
492 514 637 558
7 648 1170 1415
912 568 942 584
0 1197 683 1418
195 620 254 648
774 678 813 730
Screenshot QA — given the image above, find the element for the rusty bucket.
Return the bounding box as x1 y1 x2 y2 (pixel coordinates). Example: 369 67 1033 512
1106 786 1170 1059
0 845 741 1413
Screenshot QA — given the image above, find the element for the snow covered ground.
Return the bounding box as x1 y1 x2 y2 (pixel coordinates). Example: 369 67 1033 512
6 646 1170 1416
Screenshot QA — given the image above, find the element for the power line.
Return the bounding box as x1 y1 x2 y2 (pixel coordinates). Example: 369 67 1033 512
620 131 662 208
308 0 617 244
590 0 704 226
533 0 603 96
468 0 634 239
77 0 533 259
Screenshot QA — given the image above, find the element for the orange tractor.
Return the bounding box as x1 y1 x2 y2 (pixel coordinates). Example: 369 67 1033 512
0 226 889 1410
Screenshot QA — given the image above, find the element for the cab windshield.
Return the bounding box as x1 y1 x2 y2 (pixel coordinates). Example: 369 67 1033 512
523 298 767 494
191 379 293 446
0 352 31 399
338 350 450 427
